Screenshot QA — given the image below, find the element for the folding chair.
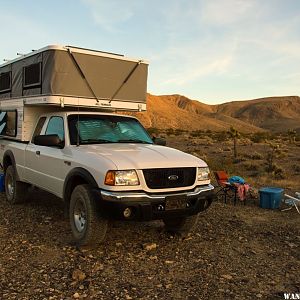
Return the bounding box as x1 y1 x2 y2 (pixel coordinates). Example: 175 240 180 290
214 171 237 204
282 192 300 214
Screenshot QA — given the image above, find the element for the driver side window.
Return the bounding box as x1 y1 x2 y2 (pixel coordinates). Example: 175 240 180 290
45 116 65 141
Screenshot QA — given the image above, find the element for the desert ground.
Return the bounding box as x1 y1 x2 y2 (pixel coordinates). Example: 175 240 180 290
0 132 299 300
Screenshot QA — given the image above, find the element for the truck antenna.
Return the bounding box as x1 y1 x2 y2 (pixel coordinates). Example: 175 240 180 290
76 98 80 147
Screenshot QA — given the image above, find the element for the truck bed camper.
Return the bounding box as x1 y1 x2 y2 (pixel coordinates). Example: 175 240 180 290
0 45 148 141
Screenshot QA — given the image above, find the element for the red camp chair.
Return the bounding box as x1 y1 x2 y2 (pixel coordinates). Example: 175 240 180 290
214 171 237 204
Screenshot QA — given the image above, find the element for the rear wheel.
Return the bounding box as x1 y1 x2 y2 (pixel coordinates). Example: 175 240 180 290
163 214 199 237
5 165 29 204
69 184 108 247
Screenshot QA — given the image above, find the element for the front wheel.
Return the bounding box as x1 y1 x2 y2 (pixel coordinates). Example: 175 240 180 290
4 165 29 204
163 214 199 237
69 184 108 247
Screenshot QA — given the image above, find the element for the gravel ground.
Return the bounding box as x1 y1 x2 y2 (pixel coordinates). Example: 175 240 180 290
0 189 299 300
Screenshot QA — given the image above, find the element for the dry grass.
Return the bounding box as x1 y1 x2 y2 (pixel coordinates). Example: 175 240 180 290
166 133 300 194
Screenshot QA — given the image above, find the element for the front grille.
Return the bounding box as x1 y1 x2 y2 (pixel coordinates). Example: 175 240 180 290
143 167 196 189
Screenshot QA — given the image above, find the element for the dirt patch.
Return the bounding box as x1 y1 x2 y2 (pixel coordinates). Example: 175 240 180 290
0 189 299 300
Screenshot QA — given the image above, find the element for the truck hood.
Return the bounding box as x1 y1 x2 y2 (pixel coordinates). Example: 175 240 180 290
73 143 207 170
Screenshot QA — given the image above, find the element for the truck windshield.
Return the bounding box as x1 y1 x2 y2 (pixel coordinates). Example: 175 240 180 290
68 114 153 145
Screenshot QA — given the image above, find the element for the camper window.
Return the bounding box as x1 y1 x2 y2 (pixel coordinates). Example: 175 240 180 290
23 63 41 88
0 71 11 93
0 110 17 137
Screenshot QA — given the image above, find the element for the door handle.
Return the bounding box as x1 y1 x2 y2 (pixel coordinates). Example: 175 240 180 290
36 151 40 155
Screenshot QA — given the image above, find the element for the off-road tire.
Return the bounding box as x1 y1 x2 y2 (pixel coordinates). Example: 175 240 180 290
163 214 199 237
4 165 29 204
69 184 108 247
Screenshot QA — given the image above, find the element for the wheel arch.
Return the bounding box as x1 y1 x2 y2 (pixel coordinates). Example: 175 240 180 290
3 150 20 180
63 167 99 205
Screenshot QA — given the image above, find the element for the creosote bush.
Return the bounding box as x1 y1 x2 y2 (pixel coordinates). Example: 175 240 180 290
250 132 271 143
146 127 160 136
190 130 204 138
166 128 175 136
213 131 228 142
243 152 263 160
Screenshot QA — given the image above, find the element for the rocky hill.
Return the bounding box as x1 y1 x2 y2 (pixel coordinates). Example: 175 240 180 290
132 94 300 133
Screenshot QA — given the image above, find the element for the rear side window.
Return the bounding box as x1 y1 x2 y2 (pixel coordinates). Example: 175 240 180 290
23 63 41 88
45 116 65 141
31 117 46 143
0 72 11 93
0 110 17 137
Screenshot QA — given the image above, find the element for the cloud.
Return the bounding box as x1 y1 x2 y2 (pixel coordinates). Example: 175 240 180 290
150 0 300 95
162 49 235 86
81 0 139 31
200 0 258 26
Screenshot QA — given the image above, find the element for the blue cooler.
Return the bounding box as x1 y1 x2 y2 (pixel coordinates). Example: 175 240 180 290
0 174 4 192
259 187 283 209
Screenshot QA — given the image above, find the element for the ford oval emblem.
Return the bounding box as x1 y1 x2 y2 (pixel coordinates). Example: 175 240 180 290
168 175 179 181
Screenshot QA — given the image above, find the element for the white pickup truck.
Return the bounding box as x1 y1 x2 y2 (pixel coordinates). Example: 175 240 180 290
0 111 214 246
0 45 214 246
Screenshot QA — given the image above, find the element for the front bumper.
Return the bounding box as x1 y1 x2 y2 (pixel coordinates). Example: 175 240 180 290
98 184 214 221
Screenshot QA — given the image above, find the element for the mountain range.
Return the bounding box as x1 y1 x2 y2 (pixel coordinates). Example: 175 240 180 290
132 94 300 133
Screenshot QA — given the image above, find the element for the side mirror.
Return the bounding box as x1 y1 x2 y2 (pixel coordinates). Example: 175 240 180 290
34 134 64 148
152 137 166 146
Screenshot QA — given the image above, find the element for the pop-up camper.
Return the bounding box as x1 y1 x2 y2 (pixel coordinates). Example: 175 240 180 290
0 45 148 140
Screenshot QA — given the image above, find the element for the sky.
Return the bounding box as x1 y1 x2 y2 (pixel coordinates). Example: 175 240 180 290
1 0 300 104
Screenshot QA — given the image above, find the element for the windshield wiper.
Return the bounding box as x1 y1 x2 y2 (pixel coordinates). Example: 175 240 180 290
117 139 152 144
80 139 115 144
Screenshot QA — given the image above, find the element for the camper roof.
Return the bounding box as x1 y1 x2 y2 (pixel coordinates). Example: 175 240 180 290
0 45 148 68
0 45 148 109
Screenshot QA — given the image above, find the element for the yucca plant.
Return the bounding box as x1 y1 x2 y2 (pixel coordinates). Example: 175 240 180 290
228 126 240 159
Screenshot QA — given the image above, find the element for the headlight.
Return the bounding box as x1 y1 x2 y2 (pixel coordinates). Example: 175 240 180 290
104 170 140 186
197 167 210 181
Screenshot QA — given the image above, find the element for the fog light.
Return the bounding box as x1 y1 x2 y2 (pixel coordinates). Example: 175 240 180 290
123 207 132 218
157 204 164 211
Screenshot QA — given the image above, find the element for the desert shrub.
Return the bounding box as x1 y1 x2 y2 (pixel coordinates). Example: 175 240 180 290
273 165 285 179
147 127 160 136
252 152 263 160
213 131 228 142
292 164 300 174
241 161 262 178
208 157 236 176
166 128 174 136
265 143 281 173
243 152 263 160
240 138 253 146
277 151 288 159
174 129 185 136
287 129 297 143
190 130 203 138
250 132 271 143
233 157 247 164
243 161 260 172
